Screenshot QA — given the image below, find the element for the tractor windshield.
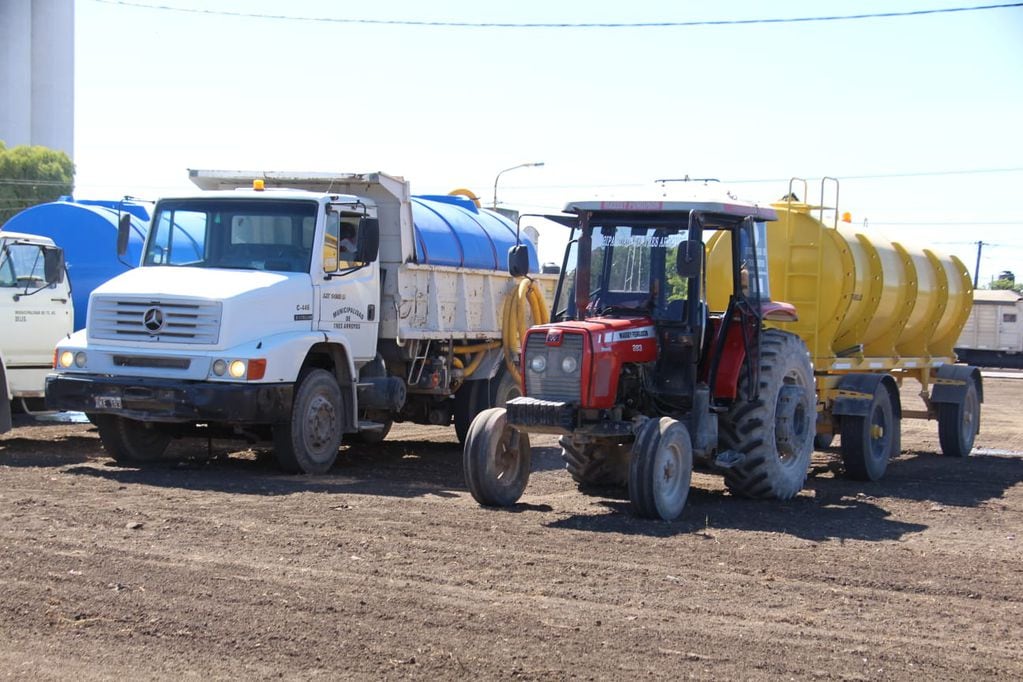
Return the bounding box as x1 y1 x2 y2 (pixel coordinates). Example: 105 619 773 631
553 223 706 322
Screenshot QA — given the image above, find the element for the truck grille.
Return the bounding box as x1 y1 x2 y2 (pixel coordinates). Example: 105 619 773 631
523 332 583 403
91 297 222 345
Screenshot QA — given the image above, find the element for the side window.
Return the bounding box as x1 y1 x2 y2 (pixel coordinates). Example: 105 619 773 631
0 244 46 286
323 211 340 272
338 220 360 264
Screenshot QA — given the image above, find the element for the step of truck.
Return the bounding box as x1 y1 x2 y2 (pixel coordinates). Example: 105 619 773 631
357 420 387 433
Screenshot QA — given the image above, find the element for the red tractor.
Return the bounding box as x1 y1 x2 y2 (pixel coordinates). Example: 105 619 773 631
463 198 816 520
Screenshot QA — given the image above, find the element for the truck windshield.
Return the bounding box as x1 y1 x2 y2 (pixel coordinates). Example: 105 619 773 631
144 199 318 273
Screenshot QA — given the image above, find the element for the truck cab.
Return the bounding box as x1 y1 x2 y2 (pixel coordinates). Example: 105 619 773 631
0 231 72 432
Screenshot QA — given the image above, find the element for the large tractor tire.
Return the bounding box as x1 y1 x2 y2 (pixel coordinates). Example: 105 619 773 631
273 369 344 474
938 379 980 458
463 407 531 507
840 386 898 481
93 414 172 464
719 329 814 499
628 417 693 521
560 436 630 488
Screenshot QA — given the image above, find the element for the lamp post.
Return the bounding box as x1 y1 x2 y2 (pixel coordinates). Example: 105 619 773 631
492 162 544 210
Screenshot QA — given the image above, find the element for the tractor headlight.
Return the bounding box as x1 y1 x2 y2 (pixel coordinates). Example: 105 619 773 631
530 355 547 373
561 356 578 373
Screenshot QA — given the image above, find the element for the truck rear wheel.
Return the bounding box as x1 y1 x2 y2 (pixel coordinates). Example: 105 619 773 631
463 407 531 507
560 436 629 488
938 380 979 458
840 387 897 481
273 369 343 474
719 329 814 499
94 415 172 464
628 417 693 521
454 366 521 445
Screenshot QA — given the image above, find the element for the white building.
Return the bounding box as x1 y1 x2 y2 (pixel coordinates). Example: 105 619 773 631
0 0 74 158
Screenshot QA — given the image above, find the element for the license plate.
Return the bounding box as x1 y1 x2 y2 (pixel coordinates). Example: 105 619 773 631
94 396 122 409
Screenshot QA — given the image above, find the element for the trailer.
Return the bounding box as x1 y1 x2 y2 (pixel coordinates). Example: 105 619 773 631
954 289 1023 368
46 171 555 472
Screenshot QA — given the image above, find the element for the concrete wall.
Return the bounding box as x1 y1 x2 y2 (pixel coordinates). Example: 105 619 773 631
0 0 74 158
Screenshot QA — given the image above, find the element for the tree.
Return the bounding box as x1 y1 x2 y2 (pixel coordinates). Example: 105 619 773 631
988 277 1023 294
0 141 74 228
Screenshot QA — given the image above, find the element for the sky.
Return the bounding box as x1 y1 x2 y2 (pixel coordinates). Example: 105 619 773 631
72 0 1023 282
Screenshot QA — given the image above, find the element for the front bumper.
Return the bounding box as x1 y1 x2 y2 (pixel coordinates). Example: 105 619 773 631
505 397 634 437
45 373 294 424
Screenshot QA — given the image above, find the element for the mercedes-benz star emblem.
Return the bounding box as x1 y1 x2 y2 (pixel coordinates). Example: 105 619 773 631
143 306 165 334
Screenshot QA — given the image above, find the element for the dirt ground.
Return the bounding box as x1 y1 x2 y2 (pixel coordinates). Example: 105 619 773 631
1 376 1022 680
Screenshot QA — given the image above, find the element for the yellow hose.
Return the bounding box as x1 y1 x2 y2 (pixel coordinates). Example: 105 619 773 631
501 277 550 385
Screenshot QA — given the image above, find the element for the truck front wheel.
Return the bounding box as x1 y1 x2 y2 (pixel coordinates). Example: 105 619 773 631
274 369 343 474
94 415 172 464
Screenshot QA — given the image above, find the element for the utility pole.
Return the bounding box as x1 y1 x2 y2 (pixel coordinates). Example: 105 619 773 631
973 241 988 288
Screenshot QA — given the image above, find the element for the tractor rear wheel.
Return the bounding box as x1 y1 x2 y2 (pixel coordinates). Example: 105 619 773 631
560 436 630 488
719 329 814 499
628 417 693 521
463 407 531 507
938 380 980 458
840 386 898 481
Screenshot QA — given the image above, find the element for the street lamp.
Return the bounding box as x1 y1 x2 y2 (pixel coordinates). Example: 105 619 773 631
492 162 544 210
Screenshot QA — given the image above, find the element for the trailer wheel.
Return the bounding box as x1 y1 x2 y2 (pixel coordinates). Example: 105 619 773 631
840 387 897 481
938 380 979 458
561 436 630 488
463 407 531 507
273 369 343 474
719 329 814 499
629 417 693 521
94 414 172 464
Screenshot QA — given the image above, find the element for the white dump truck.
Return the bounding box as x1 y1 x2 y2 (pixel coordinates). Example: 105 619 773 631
46 171 553 471
0 231 72 433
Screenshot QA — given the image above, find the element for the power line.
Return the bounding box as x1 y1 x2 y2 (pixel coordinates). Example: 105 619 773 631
91 1 1023 29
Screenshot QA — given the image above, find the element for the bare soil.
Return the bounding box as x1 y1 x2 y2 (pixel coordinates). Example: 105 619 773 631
2 377 1022 680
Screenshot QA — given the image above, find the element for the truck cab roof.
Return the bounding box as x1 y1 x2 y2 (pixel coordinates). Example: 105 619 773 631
157 188 368 205
563 199 778 222
0 230 58 246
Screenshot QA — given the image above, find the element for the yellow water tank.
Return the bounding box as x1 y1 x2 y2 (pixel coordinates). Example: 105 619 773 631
706 201 973 367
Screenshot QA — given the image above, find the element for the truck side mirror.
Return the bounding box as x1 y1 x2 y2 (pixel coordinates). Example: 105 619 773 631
676 239 703 278
43 246 66 284
508 244 529 277
355 217 380 263
117 213 131 257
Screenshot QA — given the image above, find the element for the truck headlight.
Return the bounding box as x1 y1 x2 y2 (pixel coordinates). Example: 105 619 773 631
228 360 247 378
561 356 578 373
530 355 547 373
74 351 87 368
212 359 228 376
58 351 74 368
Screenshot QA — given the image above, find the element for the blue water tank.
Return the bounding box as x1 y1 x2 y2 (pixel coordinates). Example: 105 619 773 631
411 195 539 272
2 199 148 330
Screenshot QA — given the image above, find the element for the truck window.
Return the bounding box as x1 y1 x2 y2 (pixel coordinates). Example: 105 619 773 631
145 199 317 273
323 209 363 273
0 243 47 287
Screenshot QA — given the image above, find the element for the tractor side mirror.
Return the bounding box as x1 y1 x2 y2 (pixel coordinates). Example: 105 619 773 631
507 244 530 277
43 246 65 284
355 217 380 263
117 213 131 257
676 239 703 278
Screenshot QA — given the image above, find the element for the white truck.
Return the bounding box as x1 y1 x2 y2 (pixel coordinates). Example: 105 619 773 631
46 171 553 472
0 231 72 433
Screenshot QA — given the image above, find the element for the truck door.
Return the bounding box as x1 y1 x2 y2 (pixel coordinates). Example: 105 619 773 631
315 208 380 364
0 241 72 388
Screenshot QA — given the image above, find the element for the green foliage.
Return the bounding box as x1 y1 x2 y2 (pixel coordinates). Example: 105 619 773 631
987 278 1023 294
0 141 75 227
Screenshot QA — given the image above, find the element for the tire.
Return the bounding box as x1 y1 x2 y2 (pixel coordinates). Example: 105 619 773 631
463 407 531 507
840 387 897 481
560 436 629 488
454 366 522 445
273 369 343 474
628 417 693 521
719 329 814 499
938 380 980 458
93 414 172 464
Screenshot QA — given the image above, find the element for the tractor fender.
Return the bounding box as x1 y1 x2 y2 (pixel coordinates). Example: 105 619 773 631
930 364 983 405
831 373 902 420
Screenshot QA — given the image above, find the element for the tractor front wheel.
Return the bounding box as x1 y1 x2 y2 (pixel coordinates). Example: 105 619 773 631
463 407 531 507
628 417 693 521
